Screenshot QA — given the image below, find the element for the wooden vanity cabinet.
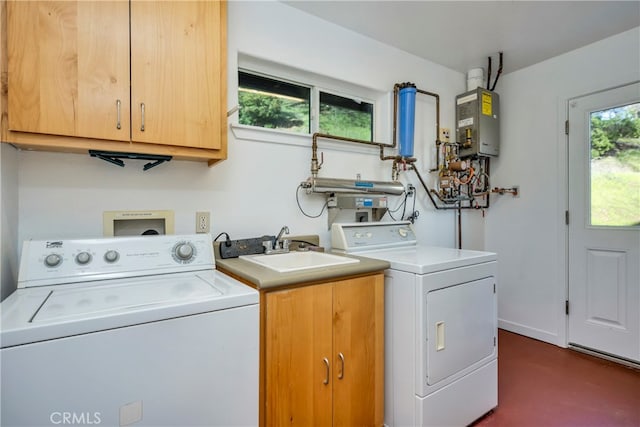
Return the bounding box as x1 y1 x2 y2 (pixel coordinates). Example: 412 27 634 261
264 273 384 426
2 0 227 165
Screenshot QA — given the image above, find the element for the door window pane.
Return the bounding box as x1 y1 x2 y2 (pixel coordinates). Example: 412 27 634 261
319 92 373 141
238 71 310 133
590 103 640 227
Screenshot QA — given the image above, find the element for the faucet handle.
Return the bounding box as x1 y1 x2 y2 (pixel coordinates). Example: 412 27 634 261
262 240 273 253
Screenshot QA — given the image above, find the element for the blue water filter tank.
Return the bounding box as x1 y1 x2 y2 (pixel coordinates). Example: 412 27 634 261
398 84 417 158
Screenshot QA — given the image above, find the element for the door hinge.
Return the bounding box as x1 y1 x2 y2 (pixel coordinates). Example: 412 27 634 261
493 283 496 293
494 336 497 347
565 300 570 315
565 210 569 225
565 120 569 135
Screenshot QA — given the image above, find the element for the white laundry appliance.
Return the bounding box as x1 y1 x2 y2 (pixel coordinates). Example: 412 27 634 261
1 233 259 427
332 222 498 427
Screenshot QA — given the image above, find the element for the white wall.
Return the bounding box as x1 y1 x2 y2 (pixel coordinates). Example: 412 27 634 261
486 27 640 345
6 1 466 296
1 143 19 300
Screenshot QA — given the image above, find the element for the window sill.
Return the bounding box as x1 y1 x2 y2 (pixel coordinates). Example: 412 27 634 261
230 124 388 156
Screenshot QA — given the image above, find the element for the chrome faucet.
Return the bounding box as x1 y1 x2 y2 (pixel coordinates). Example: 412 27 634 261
263 226 290 254
275 225 290 245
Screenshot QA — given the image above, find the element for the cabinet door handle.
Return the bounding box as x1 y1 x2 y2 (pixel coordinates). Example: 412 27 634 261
140 103 145 132
338 352 345 380
116 99 122 130
322 357 330 385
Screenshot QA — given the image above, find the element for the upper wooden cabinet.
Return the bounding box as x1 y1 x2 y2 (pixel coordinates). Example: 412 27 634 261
2 0 227 165
264 274 384 426
130 1 224 150
7 1 130 141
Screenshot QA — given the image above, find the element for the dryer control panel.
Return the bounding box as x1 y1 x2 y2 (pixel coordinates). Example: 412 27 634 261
331 221 417 252
18 234 214 288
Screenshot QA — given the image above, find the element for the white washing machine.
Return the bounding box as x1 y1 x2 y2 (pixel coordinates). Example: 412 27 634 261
1 233 259 427
332 222 498 427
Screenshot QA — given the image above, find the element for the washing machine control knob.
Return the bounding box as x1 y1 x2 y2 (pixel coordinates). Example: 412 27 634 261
104 250 119 263
174 242 195 263
75 251 92 265
44 253 62 268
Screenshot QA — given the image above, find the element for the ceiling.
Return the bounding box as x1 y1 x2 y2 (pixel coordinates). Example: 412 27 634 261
282 1 640 76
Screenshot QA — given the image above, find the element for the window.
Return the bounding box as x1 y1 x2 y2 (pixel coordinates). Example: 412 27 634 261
238 72 310 133
319 92 373 141
238 69 375 142
589 102 640 227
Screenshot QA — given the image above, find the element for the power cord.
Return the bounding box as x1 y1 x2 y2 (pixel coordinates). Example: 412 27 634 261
213 232 232 247
296 184 329 218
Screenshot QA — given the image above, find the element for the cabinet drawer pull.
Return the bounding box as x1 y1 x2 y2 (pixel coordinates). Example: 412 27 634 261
338 352 345 380
116 99 122 130
140 103 145 132
322 357 330 385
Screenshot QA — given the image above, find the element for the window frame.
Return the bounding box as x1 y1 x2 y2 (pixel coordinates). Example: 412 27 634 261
234 54 391 148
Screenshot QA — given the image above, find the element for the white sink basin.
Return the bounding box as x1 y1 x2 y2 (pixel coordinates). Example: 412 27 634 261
239 251 359 273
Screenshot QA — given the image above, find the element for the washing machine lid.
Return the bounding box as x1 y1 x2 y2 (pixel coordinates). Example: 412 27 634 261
354 245 497 274
0 270 258 348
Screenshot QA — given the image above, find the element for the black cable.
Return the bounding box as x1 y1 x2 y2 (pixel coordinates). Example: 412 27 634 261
291 239 318 247
490 52 503 91
213 232 232 247
407 189 419 223
296 184 328 218
487 56 492 90
386 191 408 221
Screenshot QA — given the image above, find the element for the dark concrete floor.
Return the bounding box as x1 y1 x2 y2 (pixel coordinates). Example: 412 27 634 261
473 329 640 427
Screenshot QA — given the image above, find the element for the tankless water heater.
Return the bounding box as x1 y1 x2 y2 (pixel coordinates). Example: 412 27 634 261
456 88 500 158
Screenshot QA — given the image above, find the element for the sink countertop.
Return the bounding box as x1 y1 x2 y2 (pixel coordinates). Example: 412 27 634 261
214 237 389 290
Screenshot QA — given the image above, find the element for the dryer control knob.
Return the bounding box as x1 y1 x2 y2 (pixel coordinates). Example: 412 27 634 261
398 228 409 237
76 251 92 265
44 253 62 268
174 243 195 262
104 250 120 263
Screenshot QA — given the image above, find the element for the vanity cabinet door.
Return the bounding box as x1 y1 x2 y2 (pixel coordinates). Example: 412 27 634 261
265 284 333 426
264 273 384 426
333 274 384 426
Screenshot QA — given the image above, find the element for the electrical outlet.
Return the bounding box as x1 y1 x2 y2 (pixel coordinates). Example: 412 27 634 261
195 211 210 233
440 128 451 143
355 211 369 222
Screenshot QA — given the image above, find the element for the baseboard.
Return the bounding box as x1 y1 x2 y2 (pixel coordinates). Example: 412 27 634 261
498 319 563 347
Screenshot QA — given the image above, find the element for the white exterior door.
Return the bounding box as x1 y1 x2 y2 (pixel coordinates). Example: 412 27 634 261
567 82 640 362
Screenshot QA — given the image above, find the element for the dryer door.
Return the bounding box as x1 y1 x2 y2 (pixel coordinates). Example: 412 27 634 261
425 277 496 385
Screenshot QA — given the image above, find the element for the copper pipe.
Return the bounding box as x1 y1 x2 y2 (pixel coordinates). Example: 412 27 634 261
313 84 440 165
413 88 441 173
312 132 398 163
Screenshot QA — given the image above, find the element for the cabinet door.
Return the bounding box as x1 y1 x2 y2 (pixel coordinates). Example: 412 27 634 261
7 1 130 141
130 1 226 149
265 285 333 426
332 275 384 427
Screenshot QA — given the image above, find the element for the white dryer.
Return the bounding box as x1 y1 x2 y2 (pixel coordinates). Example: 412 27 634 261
1 233 259 427
332 222 498 427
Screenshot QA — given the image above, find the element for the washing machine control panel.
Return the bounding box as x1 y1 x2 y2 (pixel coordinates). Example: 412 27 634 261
18 234 214 288
331 221 417 252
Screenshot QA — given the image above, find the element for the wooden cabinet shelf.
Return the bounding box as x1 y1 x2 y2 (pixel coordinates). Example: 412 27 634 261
1 0 227 166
